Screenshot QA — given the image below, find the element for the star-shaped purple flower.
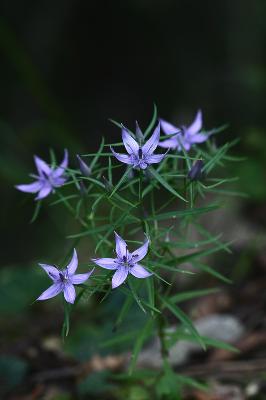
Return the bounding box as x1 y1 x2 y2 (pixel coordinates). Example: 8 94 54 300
159 110 209 152
111 123 167 170
37 249 94 304
92 232 152 289
16 150 68 200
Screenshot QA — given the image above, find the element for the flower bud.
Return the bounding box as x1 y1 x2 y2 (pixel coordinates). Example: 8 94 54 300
188 159 204 181
76 155 91 177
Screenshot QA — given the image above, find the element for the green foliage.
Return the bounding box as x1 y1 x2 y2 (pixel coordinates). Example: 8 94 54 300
16 106 242 398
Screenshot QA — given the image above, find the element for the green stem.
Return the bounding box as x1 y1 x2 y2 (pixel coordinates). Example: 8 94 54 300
138 170 146 232
156 294 169 362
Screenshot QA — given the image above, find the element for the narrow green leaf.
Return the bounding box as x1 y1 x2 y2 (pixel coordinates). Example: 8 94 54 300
144 204 219 222
170 288 219 304
192 262 232 284
149 167 187 202
161 296 205 350
109 167 132 198
144 103 157 137
30 200 42 223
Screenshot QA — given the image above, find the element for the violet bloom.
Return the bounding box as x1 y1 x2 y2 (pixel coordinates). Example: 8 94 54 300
159 110 208 152
92 232 152 289
16 150 68 200
37 249 94 304
111 123 167 170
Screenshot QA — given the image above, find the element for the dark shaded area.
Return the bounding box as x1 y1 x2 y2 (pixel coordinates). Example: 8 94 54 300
0 1 266 399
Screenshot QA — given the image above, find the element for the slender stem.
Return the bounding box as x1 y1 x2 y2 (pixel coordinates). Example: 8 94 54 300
156 293 169 362
138 170 146 232
138 169 143 203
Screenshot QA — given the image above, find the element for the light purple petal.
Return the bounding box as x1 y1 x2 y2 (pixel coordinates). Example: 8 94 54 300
142 122 160 155
91 258 117 270
71 269 94 284
158 137 179 149
146 153 166 165
114 231 127 259
190 133 208 143
179 139 192 152
112 266 128 289
35 185 52 200
16 181 42 193
139 161 148 170
34 155 51 175
63 283 76 304
37 282 63 301
38 264 60 281
110 147 133 165
53 149 68 178
66 248 78 275
160 119 180 135
131 238 149 262
186 110 202 136
52 176 67 187
122 128 139 155
130 264 152 279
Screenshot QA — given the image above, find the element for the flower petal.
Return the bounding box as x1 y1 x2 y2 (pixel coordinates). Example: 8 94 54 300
38 264 60 281
37 283 62 301
186 110 202 136
139 160 148 169
130 264 152 278
122 128 139 155
35 185 52 200
52 177 67 187
160 119 180 135
142 122 160 155
190 133 208 143
63 283 76 304
34 155 51 175
131 237 149 262
112 266 128 289
114 231 127 259
67 248 78 275
110 147 133 165
16 181 42 193
146 153 166 165
71 269 94 284
158 137 179 149
91 258 117 270
53 149 69 178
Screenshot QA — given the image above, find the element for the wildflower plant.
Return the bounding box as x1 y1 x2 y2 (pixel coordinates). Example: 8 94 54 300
16 105 243 397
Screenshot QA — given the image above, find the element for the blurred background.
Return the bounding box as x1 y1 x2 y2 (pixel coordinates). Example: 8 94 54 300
1 1 266 399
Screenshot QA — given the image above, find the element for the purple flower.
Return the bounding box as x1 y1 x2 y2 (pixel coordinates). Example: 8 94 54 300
159 110 208 152
92 232 152 289
37 249 94 304
16 150 68 200
111 123 167 170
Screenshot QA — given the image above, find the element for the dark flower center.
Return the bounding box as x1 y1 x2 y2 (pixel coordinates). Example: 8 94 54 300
138 148 143 159
59 272 67 283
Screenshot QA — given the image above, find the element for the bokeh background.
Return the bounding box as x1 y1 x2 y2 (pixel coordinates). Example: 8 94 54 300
1 1 266 399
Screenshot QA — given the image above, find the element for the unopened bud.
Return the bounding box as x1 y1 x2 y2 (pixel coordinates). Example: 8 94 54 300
76 155 91 177
188 159 204 181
